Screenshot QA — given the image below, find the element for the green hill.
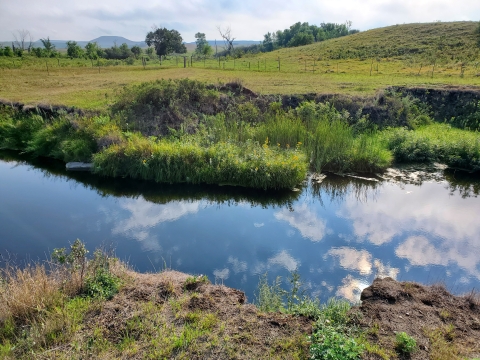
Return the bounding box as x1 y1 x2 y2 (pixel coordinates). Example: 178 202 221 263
262 21 479 62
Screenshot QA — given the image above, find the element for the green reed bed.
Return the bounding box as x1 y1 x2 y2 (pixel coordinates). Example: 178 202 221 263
382 123 480 172
92 134 307 190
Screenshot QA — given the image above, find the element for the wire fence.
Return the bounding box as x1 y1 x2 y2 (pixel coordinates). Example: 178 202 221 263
1 54 480 78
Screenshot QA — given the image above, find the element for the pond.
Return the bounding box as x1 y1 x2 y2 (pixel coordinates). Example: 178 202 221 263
1 151 479 303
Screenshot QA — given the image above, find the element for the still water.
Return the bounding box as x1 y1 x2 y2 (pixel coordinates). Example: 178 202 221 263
1 151 480 303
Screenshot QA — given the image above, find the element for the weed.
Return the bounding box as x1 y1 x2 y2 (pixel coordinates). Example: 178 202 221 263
368 322 380 337
439 309 450 321
184 275 209 290
255 273 285 312
83 250 121 300
424 325 462 359
310 329 364 360
395 331 417 355
357 335 394 360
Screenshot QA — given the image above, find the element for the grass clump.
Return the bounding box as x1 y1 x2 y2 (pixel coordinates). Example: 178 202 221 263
424 325 462 360
0 240 124 359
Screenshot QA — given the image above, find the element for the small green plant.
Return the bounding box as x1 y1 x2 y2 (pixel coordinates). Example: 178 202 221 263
395 331 417 355
184 275 209 290
255 273 285 312
83 250 121 299
439 309 450 321
310 330 364 360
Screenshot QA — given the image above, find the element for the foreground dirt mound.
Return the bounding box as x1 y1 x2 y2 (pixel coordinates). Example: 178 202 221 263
357 277 480 359
77 270 312 359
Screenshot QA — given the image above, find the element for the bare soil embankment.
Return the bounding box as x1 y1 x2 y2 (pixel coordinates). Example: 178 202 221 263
356 277 480 359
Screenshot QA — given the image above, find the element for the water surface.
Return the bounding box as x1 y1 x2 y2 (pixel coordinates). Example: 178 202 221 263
1 151 479 303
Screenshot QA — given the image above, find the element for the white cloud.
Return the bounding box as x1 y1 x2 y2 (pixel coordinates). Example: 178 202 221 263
339 183 480 245
275 203 327 242
336 274 370 303
1 0 478 41
213 268 230 281
111 197 201 251
328 247 373 275
228 256 248 274
395 236 480 280
267 250 299 272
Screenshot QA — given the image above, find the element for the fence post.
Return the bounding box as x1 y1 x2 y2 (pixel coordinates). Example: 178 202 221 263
46 61 49 75
184 56 187 68
219 57 220 68
278 57 280 72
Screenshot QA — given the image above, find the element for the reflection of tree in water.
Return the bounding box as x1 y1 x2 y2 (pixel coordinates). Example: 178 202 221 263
308 166 480 205
2 150 478 207
0 150 299 208
308 174 380 206
444 170 480 198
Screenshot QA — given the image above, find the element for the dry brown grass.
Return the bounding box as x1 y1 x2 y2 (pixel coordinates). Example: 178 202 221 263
0 265 64 322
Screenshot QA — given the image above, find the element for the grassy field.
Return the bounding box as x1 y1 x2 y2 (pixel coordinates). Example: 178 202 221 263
1 22 480 110
1 65 479 110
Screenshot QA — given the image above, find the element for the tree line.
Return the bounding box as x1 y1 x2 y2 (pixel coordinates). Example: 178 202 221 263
217 21 360 57
1 22 358 60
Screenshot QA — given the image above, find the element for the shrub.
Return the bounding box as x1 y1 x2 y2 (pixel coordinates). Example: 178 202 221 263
111 79 219 136
395 332 417 355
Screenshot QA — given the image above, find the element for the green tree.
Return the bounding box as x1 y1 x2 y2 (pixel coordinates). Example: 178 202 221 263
131 45 142 58
85 42 102 59
145 27 186 56
476 21 480 47
2 46 13 57
66 41 84 58
103 43 132 60
40 37 56 57
194 32 212 55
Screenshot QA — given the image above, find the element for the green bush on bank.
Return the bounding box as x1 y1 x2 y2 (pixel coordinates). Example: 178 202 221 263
92 134 307 190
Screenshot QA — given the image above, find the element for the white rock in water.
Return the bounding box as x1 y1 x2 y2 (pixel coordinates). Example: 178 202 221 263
66 162 93 171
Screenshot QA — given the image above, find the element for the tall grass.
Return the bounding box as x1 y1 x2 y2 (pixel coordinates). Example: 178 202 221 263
93 134 307 190
382 123 480 171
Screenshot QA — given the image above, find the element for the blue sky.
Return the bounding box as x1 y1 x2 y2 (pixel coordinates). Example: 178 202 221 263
1 0 479 42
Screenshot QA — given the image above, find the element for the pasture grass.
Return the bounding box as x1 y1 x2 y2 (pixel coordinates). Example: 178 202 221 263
1 62 480 111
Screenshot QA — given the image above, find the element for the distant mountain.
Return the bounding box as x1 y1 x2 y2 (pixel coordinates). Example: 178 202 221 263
88 36 146 48
0 36 146 49
0 37 260 50
185 40 261 47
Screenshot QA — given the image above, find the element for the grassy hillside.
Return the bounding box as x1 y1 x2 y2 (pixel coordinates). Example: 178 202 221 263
262 21 479 61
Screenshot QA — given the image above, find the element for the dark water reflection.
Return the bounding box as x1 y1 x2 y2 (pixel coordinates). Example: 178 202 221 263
1 151 479 303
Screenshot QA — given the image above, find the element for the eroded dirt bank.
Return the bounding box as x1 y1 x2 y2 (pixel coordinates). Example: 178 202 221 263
356 277 480 359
